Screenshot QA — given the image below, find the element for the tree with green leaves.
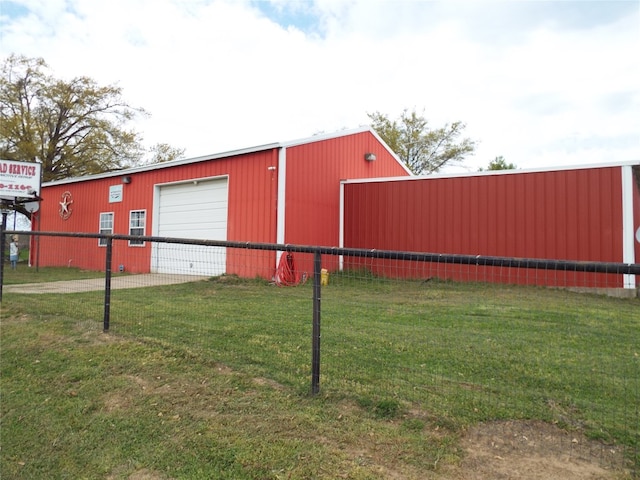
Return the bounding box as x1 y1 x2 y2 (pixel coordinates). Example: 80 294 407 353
145 142 186 165
481 156 517 171
1 54 183 183
368 108 476 175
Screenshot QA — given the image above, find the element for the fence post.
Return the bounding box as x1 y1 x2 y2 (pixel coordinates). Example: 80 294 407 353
311 249 322 395
103 236 113 332
0 210 6 302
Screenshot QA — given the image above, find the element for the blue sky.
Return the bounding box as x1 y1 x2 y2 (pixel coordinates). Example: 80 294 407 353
1 0 638 171
252 0 322 34
249 1 637 42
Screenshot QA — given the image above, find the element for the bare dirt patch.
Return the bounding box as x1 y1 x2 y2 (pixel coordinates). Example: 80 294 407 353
253 376 287 391
127 468 169 480
450 420 631 480
101 375 147 412
107 467 169 480
1 313 30 323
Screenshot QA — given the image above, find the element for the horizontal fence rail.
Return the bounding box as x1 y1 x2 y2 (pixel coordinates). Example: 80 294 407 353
4 230 640 274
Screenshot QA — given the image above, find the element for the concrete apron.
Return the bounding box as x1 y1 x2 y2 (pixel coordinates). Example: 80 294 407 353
4 274 210 294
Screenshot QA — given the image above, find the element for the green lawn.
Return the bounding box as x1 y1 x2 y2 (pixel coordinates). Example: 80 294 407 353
1 270 638 479
1 264 106 284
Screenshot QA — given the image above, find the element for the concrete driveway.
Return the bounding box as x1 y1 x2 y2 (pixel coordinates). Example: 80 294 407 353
3 274 210 294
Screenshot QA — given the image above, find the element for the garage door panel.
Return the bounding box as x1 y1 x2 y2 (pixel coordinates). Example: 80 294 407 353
161 199 226 212
154 178 228 275
154 244 226 276
158 214 226 230
158 220 226 236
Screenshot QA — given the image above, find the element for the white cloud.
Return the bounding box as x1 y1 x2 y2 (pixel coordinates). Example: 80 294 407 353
1 0 638 170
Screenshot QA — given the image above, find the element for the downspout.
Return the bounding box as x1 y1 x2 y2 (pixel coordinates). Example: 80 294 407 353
621 165 635 289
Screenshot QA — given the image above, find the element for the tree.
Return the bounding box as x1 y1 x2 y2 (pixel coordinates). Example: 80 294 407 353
145 143 185 164
368 108 476 175
481 156 517 171
1 54 152 183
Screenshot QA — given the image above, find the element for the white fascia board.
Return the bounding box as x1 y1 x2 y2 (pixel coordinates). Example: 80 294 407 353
42 142 281 187
41 126 383 187
278 126 372 148
367 128 414 176
279 126 413 177
341 160 640 185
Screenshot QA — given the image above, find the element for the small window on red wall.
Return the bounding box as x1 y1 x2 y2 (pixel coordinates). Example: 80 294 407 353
129 210 146 246
99 212 114 246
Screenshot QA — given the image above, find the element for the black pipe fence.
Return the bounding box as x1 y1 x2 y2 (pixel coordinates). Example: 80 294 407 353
2 230 640 394
2 230 639 475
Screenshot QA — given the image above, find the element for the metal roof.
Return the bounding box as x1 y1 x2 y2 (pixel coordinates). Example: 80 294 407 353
43 126 394 186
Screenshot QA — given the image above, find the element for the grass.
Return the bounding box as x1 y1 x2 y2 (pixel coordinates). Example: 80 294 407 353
1 268 639 478
1 263 106 284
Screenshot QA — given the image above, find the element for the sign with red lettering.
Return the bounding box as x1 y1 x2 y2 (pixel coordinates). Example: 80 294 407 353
0 160 42 199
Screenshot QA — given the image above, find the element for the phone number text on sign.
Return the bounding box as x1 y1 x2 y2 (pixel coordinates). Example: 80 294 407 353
0 183 33 191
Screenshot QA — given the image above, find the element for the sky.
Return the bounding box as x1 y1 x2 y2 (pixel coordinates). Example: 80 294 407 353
0 0 639 173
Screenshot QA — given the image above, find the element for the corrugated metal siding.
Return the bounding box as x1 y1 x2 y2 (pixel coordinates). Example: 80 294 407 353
37 149 279 277
343 166 625 288
284 131 410 274
34 178 144 272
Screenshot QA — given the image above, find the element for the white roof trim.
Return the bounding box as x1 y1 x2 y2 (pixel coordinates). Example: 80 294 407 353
278 126 372 147
43 142 280 186
341 159 640 185
278 126 411 176
43 126 409 186
369 128 413 176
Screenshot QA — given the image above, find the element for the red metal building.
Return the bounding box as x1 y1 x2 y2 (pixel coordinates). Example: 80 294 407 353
341 163 640 291
34 127 410 278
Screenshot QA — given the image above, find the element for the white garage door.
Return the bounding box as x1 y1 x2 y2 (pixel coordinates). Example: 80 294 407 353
153 178 228 276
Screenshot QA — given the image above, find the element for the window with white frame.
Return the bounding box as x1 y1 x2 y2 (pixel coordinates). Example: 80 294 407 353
129 210 146 246
99 212 114 246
